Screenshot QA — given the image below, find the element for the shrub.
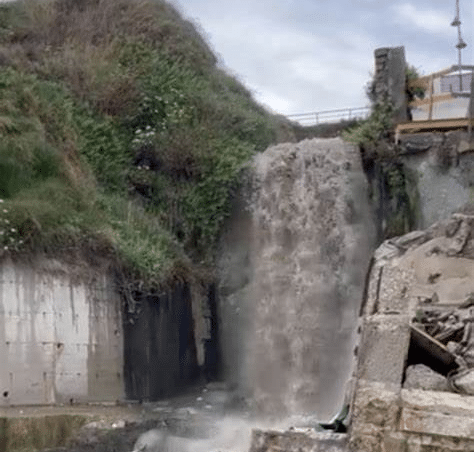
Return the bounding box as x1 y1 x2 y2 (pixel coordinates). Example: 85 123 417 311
342 100 394 150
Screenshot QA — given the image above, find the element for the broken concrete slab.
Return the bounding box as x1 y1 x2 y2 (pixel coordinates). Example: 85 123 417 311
401 388 474 416
400 407 474 439
249 429 348 452
356 315 411 385
351 214 474 451
363 215 474 317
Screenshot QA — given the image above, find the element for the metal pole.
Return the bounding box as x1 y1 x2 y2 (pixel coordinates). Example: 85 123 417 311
458 32 463 91
452 0 467 91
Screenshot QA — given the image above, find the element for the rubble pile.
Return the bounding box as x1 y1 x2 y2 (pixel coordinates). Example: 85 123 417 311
350 213 474 451
411 301 474 394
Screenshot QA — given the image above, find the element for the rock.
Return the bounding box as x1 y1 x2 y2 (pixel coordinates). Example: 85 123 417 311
403 364 450 391
112 420 126 429
132 429 167 452
449 368 474 395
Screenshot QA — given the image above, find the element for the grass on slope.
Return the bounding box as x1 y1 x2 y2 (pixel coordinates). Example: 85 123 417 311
0 0 284 287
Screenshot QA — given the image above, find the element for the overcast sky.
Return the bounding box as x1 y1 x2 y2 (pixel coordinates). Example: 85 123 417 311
173 0 474 116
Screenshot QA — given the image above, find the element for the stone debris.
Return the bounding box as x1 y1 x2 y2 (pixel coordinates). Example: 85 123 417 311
249 429 348 452
449 368 474 394
403 364 450 391
351 212 474 451
132 429 166 452
413 304 474 392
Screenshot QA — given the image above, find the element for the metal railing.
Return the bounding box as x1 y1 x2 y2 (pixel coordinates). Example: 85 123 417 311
406 64 474 121
396 64 474 136
287 106 370 126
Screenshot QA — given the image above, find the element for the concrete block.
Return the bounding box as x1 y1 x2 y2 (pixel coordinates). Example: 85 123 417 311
351 381 400 439
249 429 348 452
382 432 408 452
400 407 474 439
401 389 474 417
357 315 410 385
406 436 422 452
349 433 382 452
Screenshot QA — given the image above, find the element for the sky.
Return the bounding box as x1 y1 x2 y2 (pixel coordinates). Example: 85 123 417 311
172 0 474 117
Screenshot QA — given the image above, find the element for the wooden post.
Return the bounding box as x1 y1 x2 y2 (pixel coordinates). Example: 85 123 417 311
469 69 473 138
428 74 434 120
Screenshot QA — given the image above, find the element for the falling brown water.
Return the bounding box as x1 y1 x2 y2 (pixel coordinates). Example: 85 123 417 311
218 138 375 421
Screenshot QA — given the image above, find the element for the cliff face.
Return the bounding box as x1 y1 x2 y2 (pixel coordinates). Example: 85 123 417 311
218 138 375 420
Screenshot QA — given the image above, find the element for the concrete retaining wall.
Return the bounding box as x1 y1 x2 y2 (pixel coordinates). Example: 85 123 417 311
399 131 474 229
0 258 123 405
122 284 203 401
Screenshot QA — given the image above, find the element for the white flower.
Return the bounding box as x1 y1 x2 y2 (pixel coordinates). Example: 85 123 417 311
3 209 7 213
0 199 3 203
10 228 16 233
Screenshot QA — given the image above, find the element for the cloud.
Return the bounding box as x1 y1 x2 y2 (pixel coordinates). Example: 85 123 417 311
392 3 452 36
181 8 375 113
177 0 458 116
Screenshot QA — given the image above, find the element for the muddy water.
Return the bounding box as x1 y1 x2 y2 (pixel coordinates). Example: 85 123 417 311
219 138 375 421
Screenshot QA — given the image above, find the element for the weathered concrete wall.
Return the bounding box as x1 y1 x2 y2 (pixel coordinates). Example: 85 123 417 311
351 383 474 451
122 283 203 401
0 258 123 405
399 131 474 230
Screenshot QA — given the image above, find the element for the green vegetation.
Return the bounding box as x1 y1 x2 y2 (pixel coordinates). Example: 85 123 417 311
380 162 419 238
291 118 360 141
0 0 288 287
0 414 87 452
343 64 422 240
405 65 425 101
342 100 395 152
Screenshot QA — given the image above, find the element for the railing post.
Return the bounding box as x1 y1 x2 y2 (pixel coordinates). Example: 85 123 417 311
469 68 473 138
428 74 434 120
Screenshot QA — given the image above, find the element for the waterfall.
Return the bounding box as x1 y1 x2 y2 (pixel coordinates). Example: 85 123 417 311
218 138 375 421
